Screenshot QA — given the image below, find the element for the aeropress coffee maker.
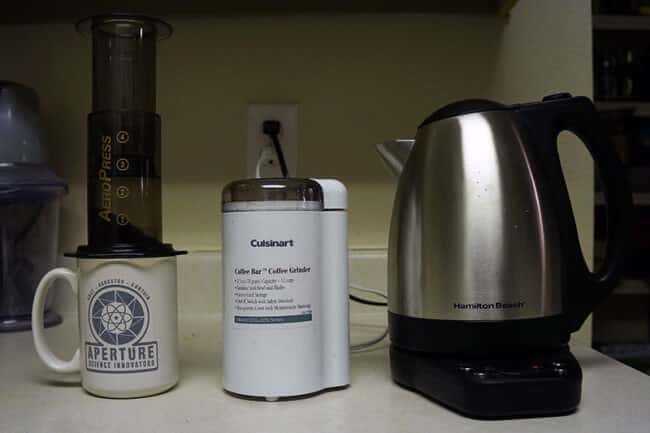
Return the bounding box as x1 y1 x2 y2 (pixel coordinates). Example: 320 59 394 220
77 14 178 256
31 14 185 398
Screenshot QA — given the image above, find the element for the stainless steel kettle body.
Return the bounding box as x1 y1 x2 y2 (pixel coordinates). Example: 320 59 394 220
381 95 631 354
390 110 563 321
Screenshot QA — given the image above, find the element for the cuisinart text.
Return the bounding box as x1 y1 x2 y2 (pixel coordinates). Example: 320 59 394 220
250 239 294 247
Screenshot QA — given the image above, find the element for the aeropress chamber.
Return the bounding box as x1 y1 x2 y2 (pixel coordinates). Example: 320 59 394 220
71 14 184 258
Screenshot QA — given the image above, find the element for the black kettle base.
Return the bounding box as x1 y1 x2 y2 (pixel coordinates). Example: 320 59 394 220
390 344 582 419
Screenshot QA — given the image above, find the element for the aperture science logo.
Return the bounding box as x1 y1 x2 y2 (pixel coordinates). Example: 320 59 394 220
86 284 158 374
90 287 147 345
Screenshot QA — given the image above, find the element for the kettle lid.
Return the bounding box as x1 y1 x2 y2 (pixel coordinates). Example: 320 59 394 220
418 99 507 129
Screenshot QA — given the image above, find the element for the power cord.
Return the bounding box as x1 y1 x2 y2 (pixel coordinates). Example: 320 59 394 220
349 294 386 306
349 282 388 307
349 283 389 351
262 120 289 178
255 146 277 178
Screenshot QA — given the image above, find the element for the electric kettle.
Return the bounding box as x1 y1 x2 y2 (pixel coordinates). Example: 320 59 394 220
377 93 631 418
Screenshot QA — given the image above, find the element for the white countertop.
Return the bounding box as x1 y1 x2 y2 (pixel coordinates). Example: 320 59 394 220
2 313 649 433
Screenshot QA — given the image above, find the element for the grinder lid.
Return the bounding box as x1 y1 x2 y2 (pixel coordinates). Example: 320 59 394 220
222 178 323 212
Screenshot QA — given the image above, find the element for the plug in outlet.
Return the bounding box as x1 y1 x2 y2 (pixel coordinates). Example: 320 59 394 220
246 104 298 178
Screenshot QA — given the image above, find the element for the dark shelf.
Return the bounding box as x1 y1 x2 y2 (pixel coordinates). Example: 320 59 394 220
595 192 650 206
0 0 518 24
593 14 650 31
615 279 650 296
595 101 650 114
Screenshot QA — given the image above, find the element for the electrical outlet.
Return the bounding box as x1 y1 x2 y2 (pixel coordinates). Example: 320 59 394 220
246 104 298 178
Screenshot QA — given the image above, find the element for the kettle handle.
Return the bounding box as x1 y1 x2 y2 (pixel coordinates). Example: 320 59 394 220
518 95 632 332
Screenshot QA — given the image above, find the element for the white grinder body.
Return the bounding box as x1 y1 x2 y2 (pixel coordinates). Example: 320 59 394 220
222 178 349 398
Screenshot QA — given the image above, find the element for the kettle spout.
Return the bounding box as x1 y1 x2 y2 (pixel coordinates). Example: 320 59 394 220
376 139 415 177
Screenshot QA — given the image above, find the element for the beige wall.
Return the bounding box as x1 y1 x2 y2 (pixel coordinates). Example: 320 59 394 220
0 8 592 253
489 0 594 265
4 5 597 338
489 0 594 342
0 14 503 252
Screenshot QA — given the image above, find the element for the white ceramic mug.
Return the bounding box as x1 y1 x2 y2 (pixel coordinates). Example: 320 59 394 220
31 256 179 398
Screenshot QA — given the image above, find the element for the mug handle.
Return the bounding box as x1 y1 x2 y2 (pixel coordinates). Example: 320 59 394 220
32 268 81 373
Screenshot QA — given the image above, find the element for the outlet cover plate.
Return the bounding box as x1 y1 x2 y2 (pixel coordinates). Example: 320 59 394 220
246 104 298 178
